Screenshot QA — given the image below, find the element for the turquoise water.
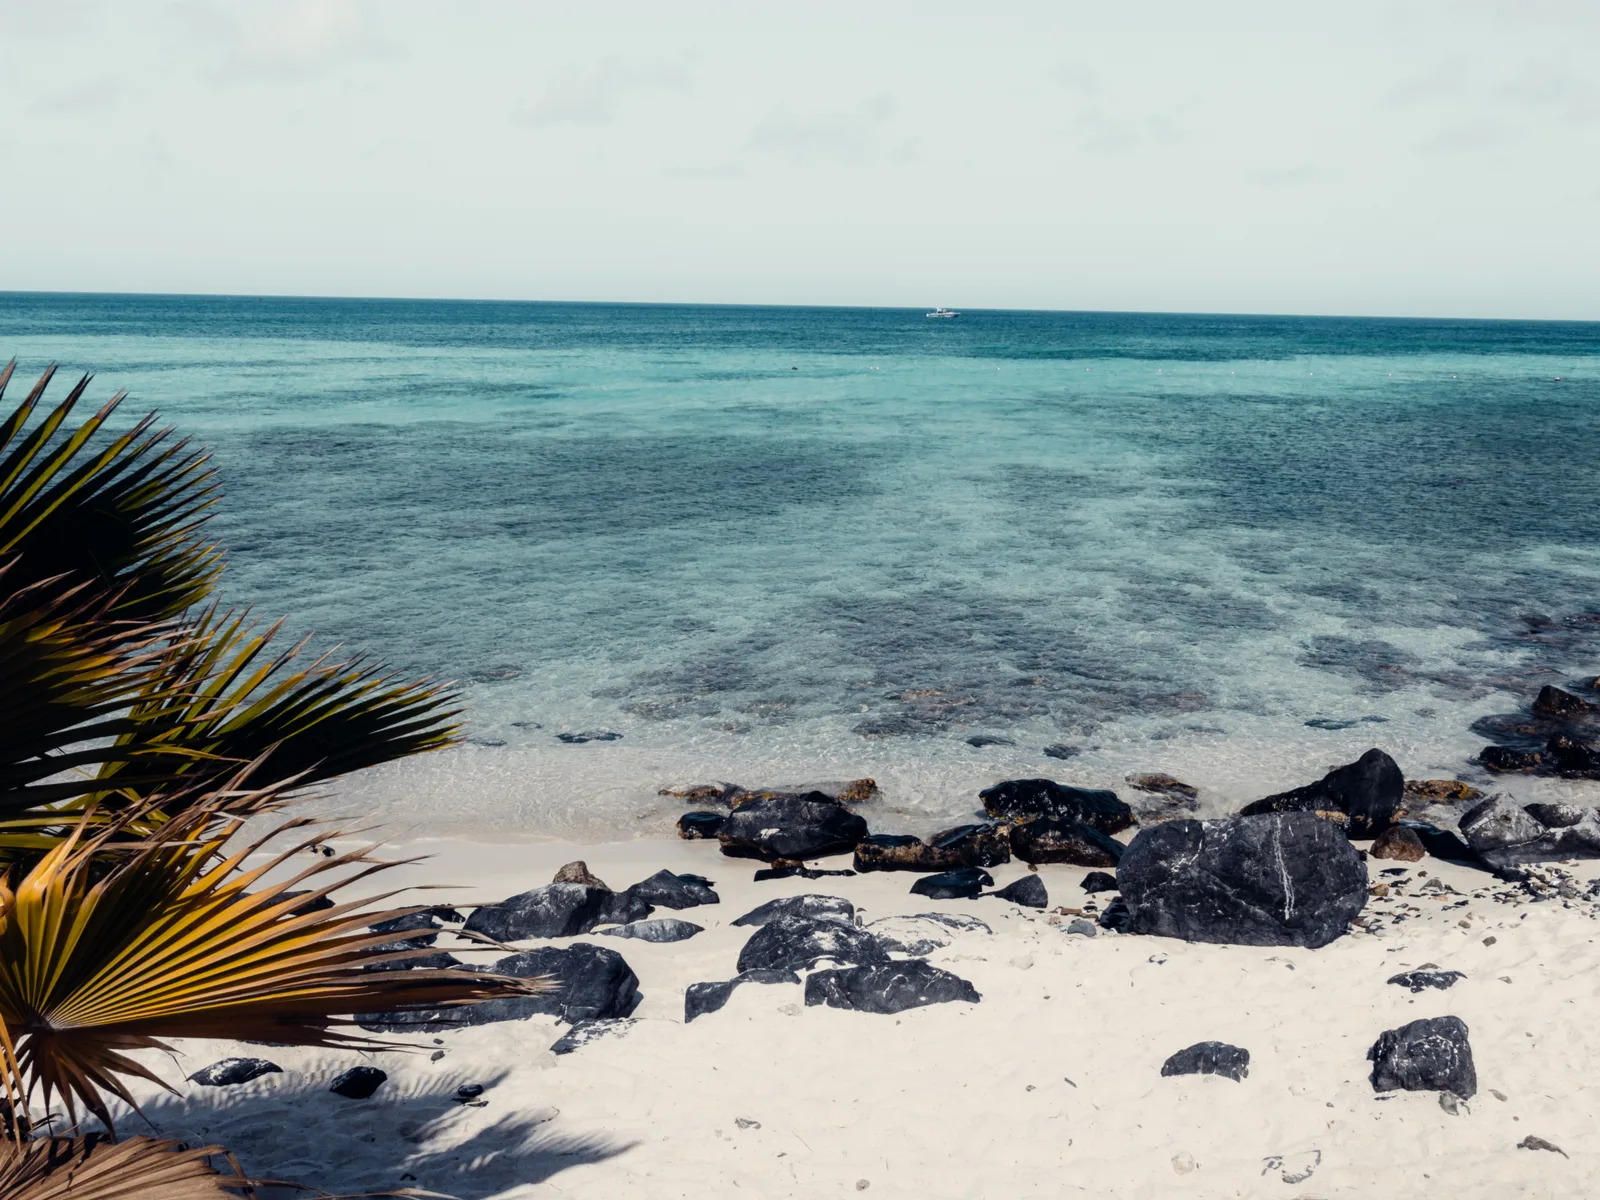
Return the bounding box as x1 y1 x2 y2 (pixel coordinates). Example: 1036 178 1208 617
5 293 1599 837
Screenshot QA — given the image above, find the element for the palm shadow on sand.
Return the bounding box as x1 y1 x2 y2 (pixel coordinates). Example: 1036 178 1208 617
96 1064 634 1198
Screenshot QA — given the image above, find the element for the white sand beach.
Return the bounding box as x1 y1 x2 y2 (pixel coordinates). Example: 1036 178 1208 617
104 832 1600 1200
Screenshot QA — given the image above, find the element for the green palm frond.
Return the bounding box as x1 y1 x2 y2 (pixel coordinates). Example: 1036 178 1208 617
0 791 549 1135
0 360 222 623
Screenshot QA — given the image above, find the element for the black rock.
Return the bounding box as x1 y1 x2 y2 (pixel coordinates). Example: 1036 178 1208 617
1117 812 1368 949
369 908 465 946
189 1058 282 1087
1396 821 1479 864
1080 871 1119 894
1368 1016 1476 1099
1543 733 1600 779
1239 748 1404 838
736 915 888 973
329 1066 387 1099
282 890 335 916
966 734 1015 747
684 969 801 1022
804 960 981 1014
597 918 703 942
987 874 1048 908
717 793 869 862
556 730 623 743
979 779 1133 833
1388 970 1465 993
463 884 652 941
1525 802 1587 827
753 864 857 881
1010 817 1125 866
853 824 1010 873
1041 743 1081 760
1479 745 1542 773
361 947 464 973
550 1018 637 1055
1160 1041 1249 1082
1459 795 1600 868
909 866 994 899
356 942 640 1032
1532 685 1596 717
678 811 726 839
625 869 720 909
865 912 991 956
731 894 855 927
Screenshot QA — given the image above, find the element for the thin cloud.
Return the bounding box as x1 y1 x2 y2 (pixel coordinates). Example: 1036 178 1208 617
515 58 690 129
742 93 916 167
169 0 393 83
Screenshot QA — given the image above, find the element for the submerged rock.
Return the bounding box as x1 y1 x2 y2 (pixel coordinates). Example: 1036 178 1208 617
1128 773 1199 800
677 811 726 839
1239 748 1404 838
909 866 993 900
987 874 1048 908
189 1058 282 1088
1161 1042 1249 1082
329 1066 387 1099
852 824 1010 872
463 884 651 941
658 783 737 804
736 916 887 974
1479 745 1543 773
1404 779 1484 804
356 943 641 1032
1010 817 1125 866
804 960 981 1014
1459 795 1600 868
731 894 855 927
717 793 868 861
1041 743 1081 760
1370 826 1426 862
684 969 800 1022
1368 1016 1476 1099
625 869 720 909
1543 733 1600 779
1117 812 1368 949
1532 685 1596 717
729 779 879 806
597 918 703 943
979 779 1134 833
556 730 623 744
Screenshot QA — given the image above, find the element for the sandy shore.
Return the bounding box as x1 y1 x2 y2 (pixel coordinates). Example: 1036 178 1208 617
104 834 1600 1199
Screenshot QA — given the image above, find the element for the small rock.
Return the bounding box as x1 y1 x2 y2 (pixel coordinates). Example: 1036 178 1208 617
556 730 623 743
1010 817 1125 866
853 824 1010 872
1128 773 1199 800
737 916 887 973
988 874 1048 908
717 793 868 861
753 863 857 881
658 783 736 804
1066 919 1098 937
804 960 981 1014
1042 743 1080 760
1371 826 1426 862
731 894 855 927
1161 1041 1249 1082
1171 1151 1196 1176
550 1018 638 1055
735 1117 761 1130
1532 685 1595 717
552 860 609 890
625 869 719 909
329 1066 387 1100
1479 745 1543 773
189 1058 282 1088
1519 1136 1568 1157
966 734 1014 747
1439 1091 1466 1115
856 1181 871 1191
1079 871 1118 894
910 867 994 900
1368 1015 1476 1099
685 969 801 1022
1387 970 1465 993
463 884 651 941
429 1050 445 1062
596 918 703 942
456 1084 485 1100
677 811 726 839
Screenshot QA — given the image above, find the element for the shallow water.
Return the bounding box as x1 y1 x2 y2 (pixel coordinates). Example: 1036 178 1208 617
5 293 1599 837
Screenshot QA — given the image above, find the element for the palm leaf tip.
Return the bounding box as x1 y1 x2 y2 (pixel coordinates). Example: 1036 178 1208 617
0 1135 253 1199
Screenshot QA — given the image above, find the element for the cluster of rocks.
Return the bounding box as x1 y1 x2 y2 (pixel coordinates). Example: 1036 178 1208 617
186 1057 390 1101
1475 683 1600 779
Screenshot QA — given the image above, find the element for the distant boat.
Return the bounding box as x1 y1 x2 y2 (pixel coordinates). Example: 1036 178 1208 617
925 306 960 319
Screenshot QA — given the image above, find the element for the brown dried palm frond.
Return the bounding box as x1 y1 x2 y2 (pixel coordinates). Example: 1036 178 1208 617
0 1134 253 1199
0 788 548 1134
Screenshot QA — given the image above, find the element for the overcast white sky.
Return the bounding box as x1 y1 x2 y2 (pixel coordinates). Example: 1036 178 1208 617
3 0 1598 317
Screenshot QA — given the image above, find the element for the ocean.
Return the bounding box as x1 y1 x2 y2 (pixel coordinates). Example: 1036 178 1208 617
5 292 1599 839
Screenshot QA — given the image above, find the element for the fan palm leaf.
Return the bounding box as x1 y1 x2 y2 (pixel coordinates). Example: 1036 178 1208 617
0 790 548 1134
0 1134 254 1199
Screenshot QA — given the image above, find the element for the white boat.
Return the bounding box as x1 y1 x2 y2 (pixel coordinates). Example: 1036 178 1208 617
925 306 960 319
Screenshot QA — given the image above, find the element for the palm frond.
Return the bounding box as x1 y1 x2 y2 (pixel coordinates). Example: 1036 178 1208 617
0 360 222 623
0 792 548 1133
0 1134 253 1199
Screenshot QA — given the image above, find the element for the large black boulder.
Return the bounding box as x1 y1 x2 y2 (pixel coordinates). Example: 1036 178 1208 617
189 1058 282 1087
1239 748 1404 838
684 969 801 1022
1459 795 1600 868
736 915 888 973
987 874 1048 908
731 894 855 927
717 793 868 861
1117 812 1368 948
909 866 993 899
1368 1016 1476 1099
626 869 719 909
853 824 1010 872
1161 1042 1249 1082
1010 817 1125 866
979 779 1134 833
804 960 981 1014
463 884 652 941
356 942 640 1031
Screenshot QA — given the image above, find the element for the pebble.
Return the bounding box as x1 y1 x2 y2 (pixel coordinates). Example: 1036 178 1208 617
1171 1151 1196 1175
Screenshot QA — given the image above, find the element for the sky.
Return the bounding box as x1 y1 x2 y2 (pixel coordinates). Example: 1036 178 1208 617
2 0 1598 318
